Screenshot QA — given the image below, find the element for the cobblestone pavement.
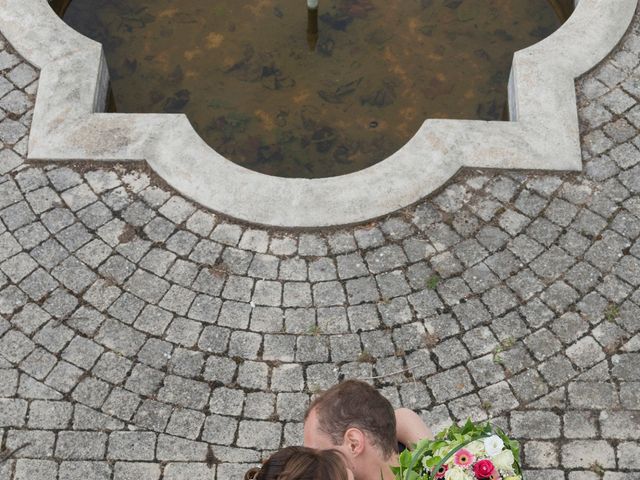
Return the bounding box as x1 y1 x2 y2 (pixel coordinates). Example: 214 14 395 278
1 9 640 480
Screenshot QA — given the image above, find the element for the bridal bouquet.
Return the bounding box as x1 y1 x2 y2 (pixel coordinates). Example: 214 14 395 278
392 420 522 480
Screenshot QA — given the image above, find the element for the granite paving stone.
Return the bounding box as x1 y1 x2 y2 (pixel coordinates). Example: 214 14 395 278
157 375 210 409
55 431 107 460
107 432 156 461
13 459 58 480
101 387 140 421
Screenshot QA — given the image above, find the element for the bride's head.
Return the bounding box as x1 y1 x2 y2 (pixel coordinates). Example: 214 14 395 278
244 446 354 480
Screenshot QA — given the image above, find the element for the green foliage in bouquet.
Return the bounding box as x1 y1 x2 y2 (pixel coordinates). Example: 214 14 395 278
391 419 522 480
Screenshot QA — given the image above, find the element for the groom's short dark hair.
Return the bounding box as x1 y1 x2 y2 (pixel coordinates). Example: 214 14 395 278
305 380 397 458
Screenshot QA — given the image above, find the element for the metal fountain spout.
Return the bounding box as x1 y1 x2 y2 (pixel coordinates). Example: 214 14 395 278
307 0 319 51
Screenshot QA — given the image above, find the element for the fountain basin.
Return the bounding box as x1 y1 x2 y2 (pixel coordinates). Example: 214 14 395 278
0 0 635 227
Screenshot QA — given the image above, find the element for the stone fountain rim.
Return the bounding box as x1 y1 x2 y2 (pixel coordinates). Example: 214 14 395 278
0 0 636 228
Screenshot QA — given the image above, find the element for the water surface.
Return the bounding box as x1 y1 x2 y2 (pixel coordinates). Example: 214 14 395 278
58 0 564 177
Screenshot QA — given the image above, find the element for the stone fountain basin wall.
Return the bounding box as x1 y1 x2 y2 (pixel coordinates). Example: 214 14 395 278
0 0 636 228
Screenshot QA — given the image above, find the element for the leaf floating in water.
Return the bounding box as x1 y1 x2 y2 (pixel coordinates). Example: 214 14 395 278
123 57 137 74
361 81 396 108
317 38 335 57
118 16 150 31
336 77 363 96
162 89 190 113
262 65 279 78
333 142 359 164
318 77 363 104
260 66 295 90
256 144 284 163
224 46 264 82
319 12 353 31
117 6 155 32
276 129 295 145
300 105 321 131
225 45 255 72
344 0 375 19
208 114 251 142
333 145 351 163
311 127 337 153
444 0 463 9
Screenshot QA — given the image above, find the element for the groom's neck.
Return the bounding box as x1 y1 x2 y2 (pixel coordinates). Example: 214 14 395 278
384 452 399 479
357 452 398 480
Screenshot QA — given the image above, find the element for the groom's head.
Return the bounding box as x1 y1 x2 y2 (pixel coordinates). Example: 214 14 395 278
303 380 397 469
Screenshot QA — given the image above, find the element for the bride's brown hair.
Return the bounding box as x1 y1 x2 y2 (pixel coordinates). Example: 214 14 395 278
244 446 350 480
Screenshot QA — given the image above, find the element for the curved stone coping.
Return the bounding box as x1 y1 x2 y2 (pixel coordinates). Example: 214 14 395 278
0 0 636 228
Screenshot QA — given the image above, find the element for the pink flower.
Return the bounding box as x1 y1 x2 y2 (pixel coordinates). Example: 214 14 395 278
435 464 449 479
473 460 495 479
454 449 475 468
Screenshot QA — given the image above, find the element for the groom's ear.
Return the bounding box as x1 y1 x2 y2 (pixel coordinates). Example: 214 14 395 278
344 428 366 457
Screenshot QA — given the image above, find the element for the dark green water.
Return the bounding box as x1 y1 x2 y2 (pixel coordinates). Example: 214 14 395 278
57 0 564 178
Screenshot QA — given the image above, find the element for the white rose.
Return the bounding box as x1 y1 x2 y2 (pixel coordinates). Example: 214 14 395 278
492 449 515 472
483 435 505 457
466 440 486 457
445 466 472 480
